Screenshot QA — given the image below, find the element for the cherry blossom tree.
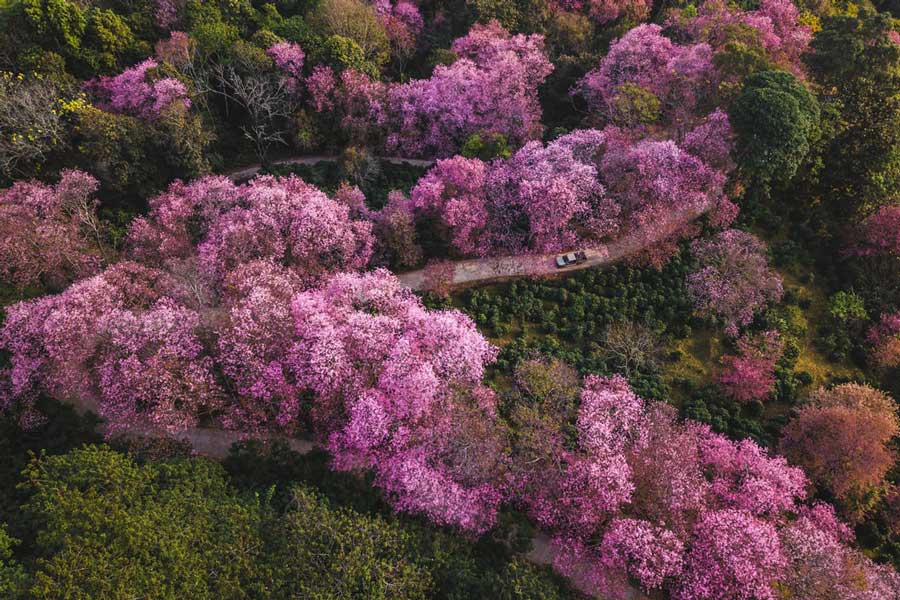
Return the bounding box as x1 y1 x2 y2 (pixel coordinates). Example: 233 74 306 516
675 509 786 600
0 170 106 292
87 59 191 119
289 269 504 532
575 24 720 135
668 0 812 77
686 229 783 335
128 174 374 288
781 383 899 501
718 330 785 402
868 312 900 368
386 21 553 157
854 204 900 257
600 137 726 266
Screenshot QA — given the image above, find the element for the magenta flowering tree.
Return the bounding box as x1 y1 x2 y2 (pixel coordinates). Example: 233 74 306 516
853 204 900 257
409 156 490 256
408 130 619 257
0 170 106 292
717 329 785 402
576 24 720 136
374 0 423 59
599 518 685 593
779 503 900 598
87 59 191 119
675 509 786 600
867 312 900 368
668 0 812 77
288 269 505 532
96 298 222 435
600 137 726 267
0 262 171 428
267 41 305 91
686 229 784 335
128 174 374 288
216 260 305 432
486 133 619 253
386 21 553 156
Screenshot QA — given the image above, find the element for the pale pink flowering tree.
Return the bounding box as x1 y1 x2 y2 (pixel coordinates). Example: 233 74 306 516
0 262 169 424
686 229 783 336
779 503 900 599
128 174 374 288
0 170 106 291
868 312 900 368
216 260 305 432
289 269 504 532
675 509 786 600
718 330 785 402
576 24 720 136
853 204 900 257
87 59 191 119
96 298 222 435
698 428 806 516
599 518 685 593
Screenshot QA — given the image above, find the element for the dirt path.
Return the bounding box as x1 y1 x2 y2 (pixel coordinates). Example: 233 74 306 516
397 201 713 292
223 155 435 181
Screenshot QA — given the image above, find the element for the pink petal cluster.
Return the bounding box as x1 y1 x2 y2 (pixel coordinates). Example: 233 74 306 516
718 329 785 402
87 59 191 119
686 229 783 336
868 312 900 368
0 170 104 291
128 174 374 288
854 204 900 257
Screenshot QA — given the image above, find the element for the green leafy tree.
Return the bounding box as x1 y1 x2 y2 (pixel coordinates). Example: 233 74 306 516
20 446 270 599
731 70 820 189
21 0 86 52
805 8 900 217
0 526 27 599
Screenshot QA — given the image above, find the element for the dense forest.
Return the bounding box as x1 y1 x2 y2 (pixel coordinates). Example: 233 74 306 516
1 0 900 597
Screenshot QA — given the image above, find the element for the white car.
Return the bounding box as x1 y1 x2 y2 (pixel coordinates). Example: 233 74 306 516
555 251 587 268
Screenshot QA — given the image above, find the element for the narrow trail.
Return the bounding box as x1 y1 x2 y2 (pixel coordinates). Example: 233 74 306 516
398 201 714 292
66 393 637 600
222 154 435 181
56 154 700 599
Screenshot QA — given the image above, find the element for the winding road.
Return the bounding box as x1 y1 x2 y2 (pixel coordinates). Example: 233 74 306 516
53 155 705 598
223 154 435 181
225 154 713 293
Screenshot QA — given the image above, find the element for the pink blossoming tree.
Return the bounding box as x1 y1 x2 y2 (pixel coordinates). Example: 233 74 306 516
718 329 785 402
87 59 191 119
686 229 783 335
0 170 106 292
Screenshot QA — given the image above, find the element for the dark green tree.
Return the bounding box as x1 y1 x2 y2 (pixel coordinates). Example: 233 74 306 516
730 70 820 190
805 8 900 217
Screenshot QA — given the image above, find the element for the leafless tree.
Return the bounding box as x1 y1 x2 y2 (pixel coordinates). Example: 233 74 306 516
598 320 662 377
226 68 296 164
0 74 68 176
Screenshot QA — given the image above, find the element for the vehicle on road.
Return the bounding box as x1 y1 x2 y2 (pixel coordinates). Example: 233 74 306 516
555 251 587 268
